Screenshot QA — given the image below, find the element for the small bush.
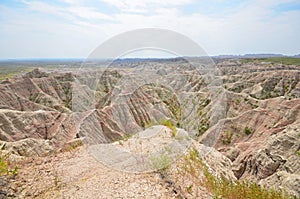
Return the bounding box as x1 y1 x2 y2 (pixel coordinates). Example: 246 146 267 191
0 146 18 176
150 153 171 171
244 127 252 135
222 131 233 144
202 99 211 107
0 155 9 176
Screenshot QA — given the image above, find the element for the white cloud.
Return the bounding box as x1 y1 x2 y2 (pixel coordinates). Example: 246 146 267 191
100 0 193 8
0 0 299 58
67 6 113 20
22 0 113 21
99 0 194 13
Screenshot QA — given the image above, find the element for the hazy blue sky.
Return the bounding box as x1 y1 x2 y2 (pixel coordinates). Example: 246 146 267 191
0 0 299 59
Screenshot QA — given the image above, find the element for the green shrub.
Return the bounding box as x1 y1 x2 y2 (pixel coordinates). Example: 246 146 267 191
202 99 211 107
0 145 18 176
0 155 9 176
244 127 252 135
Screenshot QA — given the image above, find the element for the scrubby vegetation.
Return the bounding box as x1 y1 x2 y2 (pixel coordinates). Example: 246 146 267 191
144 119 178 137
178 149 290 199
244 126 252 135
61 140 83 152
222 131 233 144
159 119 177 137
150 153 172 171
240 57 300 66
0 145 18 176
0 66 33 81
0 155 9 176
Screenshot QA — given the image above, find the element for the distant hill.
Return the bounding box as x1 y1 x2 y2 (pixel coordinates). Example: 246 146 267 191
293 54 300 58
213 54 287 59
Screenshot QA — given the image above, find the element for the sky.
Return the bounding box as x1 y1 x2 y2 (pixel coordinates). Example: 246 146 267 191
0 0 300 59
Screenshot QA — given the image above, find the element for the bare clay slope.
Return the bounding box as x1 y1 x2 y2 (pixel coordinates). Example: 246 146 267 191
0 69 77 156
201 60 300 196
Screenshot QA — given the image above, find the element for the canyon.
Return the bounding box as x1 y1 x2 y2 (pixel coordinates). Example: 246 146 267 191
0 58 299 198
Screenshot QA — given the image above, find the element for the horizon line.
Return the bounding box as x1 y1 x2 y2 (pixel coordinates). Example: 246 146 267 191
0 53 299 62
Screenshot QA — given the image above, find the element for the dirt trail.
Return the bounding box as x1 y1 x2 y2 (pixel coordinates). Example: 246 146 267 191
10 147 177 199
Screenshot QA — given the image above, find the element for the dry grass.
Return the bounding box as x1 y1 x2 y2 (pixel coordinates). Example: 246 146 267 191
0 145 18 176
176 149 291 199
60 139 83 153
159 119 177 137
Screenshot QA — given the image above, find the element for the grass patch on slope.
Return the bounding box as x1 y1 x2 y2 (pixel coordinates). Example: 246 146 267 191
178 149 292 199
144 119 177 137
0 144 18 176
159 119 177 137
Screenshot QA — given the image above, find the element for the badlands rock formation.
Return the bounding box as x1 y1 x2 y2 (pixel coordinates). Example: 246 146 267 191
0 59 299 197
